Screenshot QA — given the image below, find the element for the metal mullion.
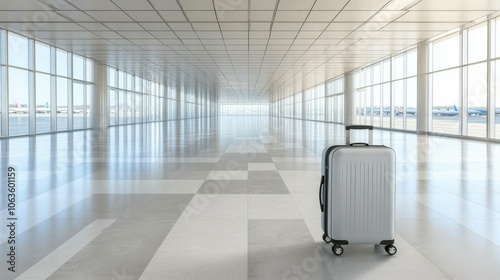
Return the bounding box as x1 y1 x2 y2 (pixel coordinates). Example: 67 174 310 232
50 46 57 132
83 58 87 129
28 39 35 135
67 53 73 131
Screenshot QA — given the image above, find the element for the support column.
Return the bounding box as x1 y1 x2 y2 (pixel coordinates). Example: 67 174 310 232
416 42 430 134
92 61 108 129
344 71 356 126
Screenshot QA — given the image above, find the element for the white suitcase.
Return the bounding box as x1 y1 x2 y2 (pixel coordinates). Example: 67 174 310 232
319 125 397 256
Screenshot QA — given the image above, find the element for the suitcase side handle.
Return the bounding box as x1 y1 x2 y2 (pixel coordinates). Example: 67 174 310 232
319 176 325 212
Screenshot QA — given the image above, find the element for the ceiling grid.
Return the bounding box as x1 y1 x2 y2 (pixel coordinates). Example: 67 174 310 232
0 0 499 101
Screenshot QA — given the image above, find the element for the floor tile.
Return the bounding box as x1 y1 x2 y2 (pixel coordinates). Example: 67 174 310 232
248 171 282 180
248 219 332 280
248 163 277 171
179 194 248 221
207 170 248 180
248 194 303 219
247 179 289 194
197 180 248 194
139 220 248 280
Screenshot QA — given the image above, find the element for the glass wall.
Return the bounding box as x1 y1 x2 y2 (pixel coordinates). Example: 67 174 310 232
429 20 493 138
355 48 417 130
0 29 94 137
109 67 157 125
107 70 217 125
304 84 325 121
219 104 269 115
326 76 344 124
270 16 500 141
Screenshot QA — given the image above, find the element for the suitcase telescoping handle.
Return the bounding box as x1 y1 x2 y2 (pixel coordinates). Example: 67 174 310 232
345 125 373 145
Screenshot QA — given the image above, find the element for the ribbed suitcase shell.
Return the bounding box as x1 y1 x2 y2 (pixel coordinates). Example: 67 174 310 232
321 145 396 245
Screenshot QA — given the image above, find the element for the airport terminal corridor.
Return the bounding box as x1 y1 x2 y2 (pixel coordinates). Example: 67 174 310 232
1 116 499 280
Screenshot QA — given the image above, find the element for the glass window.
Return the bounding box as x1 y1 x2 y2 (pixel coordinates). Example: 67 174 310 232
372 85 381 127
109 67 116 87
127 74 133 91
56 49 68 77
495 18 500 59
127 91 133 123
393 80 404 129
35 73 51 133
407 77 417 131
119 71 125 89
407 49 417 77
73 55 84 80
8 32 29 69
373 64 381 84
432 33 460 71
118 90 126 124
135 93 141 123
432 68 460 135
135 77 141 92
495 60 500 139
86 85 92 128
382 60 391 83
0 66 4 134
109 89 116 125
56 77 68 131
468 23 487 64
9 68 29 136
467 62 487 138
86 59 93 82
73 82 84 129
393 54 404 80
382 83 391 128
35 42 51 73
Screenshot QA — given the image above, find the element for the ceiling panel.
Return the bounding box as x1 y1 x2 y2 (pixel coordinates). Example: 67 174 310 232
277 0 316 11
126 11 163 22
313 0 350 11
344 0 393 10
65 0 118 11
111 0 154 10
148 0 181 10
396 11 493 22
274 11 309 22
158 11 187 22
214 0 249 10
410 0 500 11
185 11 218 22
216 11 249 22
179 0 213 11
86 11 133 22
0 11 70 22
334 11 378 22
382 22 463 31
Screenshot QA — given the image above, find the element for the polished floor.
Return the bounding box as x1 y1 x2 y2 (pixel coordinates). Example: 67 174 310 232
1 116 499 280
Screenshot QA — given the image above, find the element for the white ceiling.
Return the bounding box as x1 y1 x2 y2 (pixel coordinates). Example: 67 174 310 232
0 0 499 102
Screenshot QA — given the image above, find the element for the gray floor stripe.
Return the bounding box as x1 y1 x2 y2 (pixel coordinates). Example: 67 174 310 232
15 219 116 280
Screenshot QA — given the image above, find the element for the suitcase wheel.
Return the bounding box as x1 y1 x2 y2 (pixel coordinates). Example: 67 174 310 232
332 245 344 256
385 245 397 255
322 233 332 243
